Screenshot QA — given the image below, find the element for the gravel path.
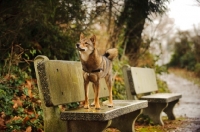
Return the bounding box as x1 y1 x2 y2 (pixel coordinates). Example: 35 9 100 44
159 73 200 132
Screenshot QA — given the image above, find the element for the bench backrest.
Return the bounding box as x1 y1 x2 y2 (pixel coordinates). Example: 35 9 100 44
34 55 109 107
123 65 158 96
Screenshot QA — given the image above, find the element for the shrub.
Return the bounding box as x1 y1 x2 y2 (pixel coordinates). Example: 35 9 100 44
180 51 196 71
168 47 197 71
168 53 180 67
112 59 128 99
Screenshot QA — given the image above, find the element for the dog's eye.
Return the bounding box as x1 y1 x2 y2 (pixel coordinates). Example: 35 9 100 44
85 42 89 45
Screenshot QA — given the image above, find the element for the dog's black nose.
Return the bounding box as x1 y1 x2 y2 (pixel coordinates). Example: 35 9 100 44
76 44 80 47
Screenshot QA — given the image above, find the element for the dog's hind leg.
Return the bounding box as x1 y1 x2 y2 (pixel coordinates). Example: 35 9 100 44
84 80 90 109
105 75 113 107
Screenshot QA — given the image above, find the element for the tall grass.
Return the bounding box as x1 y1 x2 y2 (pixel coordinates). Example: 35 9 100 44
169 68 200 87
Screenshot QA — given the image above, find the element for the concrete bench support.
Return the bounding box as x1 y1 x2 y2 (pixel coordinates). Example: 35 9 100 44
110 109 142 131
164 100 179 120
67 120 111 132
64 107 143 132
143 102 168 125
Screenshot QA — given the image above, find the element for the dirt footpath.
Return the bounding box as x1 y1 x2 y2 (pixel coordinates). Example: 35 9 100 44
159 73 200 132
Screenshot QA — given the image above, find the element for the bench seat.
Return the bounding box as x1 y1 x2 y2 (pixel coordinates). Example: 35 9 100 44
61 100 147 121
61 100 147 132
140 93 182 103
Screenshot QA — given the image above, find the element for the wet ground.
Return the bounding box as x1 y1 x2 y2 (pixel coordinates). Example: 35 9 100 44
159 73 200 132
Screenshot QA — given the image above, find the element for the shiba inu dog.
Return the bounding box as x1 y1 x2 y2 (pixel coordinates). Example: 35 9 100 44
76 33 118 110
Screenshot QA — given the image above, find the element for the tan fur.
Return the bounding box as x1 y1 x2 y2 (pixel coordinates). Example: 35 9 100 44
105 48 118 61
76 33 118 109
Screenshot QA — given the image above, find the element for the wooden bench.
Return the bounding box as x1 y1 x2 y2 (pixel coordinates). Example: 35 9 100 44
34 55 148 132
122 65 182 126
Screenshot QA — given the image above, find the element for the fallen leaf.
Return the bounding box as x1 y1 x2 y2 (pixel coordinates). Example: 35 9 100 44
23 116 30 124
25 126 32 132
12 97 23 109
0 117 6 130
24 79 33 98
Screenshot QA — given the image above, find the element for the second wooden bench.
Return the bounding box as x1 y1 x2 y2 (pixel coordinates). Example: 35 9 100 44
123 66 182 125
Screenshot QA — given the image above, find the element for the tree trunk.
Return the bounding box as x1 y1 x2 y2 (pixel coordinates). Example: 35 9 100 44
109 0 149 66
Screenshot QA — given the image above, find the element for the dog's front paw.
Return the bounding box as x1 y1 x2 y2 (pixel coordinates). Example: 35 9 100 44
90 101 95 106
103 100 113 107
95 107 101 110
107 103 113 108
84 105 90 109
95 106 101 110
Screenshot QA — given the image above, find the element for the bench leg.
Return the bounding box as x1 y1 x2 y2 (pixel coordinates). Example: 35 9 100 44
143 102 168 126
66 120 111 132
109 109 142 132
163 99 179 120
43 107 67 132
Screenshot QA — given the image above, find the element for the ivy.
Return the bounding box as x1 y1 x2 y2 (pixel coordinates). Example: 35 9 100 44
0 67 43 131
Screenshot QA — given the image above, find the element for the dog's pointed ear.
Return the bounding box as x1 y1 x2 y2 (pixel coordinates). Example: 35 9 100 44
80 33 84 40
90 35 96 44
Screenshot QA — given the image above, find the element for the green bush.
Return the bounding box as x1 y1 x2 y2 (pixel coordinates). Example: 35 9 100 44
169 50 196 71
168 31 200 74
156 77 170 93
112 59 128 99
180 51 196 71
168 53 180 67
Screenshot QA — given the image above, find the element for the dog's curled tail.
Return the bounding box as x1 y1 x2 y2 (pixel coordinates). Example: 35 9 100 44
104 48 118 61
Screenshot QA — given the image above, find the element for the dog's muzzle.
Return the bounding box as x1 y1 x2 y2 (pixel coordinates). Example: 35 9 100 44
76 44 85 51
